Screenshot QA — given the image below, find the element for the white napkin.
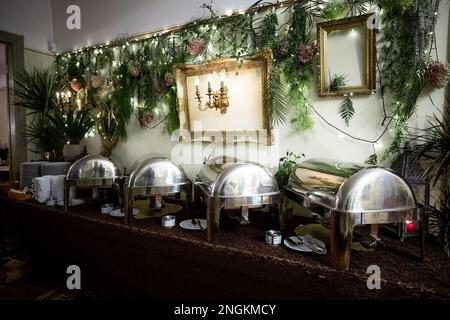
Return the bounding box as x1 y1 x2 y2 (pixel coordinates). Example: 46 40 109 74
50 175 66 201
32 176 51 203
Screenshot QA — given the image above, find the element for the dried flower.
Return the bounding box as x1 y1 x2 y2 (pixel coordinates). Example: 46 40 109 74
140 111 154 128
70 79 81 92
425 60 450 88
164 72 174 87
189 38 205 55
129 62 142 77
297 42 318 64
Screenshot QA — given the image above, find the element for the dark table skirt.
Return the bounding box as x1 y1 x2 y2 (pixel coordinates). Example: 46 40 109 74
1 196 449 299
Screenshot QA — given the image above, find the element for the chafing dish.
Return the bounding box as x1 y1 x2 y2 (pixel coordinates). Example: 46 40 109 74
125 157 191 224
64 155 121 212
195 156 280 242
281 158 424 270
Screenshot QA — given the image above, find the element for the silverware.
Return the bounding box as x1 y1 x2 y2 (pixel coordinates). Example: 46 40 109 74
194 218 205 230
298 235 327 254
286 237 300 247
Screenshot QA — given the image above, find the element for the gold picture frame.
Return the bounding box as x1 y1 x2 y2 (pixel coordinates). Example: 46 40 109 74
173 51 273 145
317 14 376 97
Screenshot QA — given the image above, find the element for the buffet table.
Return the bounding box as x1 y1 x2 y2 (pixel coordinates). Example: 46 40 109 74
1 196 449 299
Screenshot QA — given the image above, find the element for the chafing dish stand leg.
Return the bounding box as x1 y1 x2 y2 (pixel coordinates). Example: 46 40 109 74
330 211 354 270
207 199 221 243
419 207 425 261
63 179 69 213
185 186 192 219
279 193 293 232
125 187 133 225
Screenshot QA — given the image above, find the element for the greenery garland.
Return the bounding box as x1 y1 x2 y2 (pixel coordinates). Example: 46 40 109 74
53 0 444 162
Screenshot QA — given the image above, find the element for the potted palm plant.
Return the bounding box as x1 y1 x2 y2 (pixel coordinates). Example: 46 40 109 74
410 102 450 256
15 68 66 159
47 106 95 161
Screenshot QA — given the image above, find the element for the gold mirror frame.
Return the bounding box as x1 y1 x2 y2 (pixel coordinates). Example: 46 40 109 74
173 51 273 145
317 14 376 97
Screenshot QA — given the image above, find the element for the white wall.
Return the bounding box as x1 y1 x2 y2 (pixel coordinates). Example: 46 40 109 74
53 1 449 177
51 0 257 52
0 0 54 53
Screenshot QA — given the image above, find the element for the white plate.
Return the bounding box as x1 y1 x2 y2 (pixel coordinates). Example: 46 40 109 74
110 208 139 218
179 219 207 230
283 235 326 254
56 199 85 207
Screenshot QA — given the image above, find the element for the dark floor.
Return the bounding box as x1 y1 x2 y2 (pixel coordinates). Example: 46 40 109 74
0 243 94 300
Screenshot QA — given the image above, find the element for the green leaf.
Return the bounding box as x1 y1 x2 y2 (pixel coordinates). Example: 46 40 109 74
365 153 378 165
264 75 288 126
47 107 95 145
14 68 65 113
320 1 348 21
339 96 355 127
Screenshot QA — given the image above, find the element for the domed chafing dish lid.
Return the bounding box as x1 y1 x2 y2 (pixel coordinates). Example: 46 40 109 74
197 156 240 188
66 155 120 180
197 156 279 198
287 158 417 213
128 157 188 188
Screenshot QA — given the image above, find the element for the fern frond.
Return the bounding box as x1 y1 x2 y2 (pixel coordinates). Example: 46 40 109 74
339 96 355 127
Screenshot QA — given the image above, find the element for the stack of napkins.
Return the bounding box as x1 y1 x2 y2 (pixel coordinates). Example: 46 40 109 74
31 176 51 203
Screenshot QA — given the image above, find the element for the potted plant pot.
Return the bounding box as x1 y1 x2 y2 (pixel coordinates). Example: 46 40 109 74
63 144 84 161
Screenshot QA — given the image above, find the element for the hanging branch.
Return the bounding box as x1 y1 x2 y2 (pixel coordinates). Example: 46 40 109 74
339 96 355 127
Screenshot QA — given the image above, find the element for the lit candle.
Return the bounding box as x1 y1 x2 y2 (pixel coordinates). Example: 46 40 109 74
220 72 225 89
195 77 200 93
406 220 415 233
207 74 212 90
56 92 60 101
76 98 81 109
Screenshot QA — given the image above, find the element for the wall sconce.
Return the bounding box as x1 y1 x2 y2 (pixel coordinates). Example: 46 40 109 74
195 72 229 114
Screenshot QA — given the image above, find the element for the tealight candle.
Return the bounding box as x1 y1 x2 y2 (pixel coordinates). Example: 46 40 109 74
265 230 282 246
101 203 114 214
162 215 176 228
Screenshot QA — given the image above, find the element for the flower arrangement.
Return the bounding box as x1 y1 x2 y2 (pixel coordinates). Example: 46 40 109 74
189 38 206 55
425 60 450 88
297 42 317 64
